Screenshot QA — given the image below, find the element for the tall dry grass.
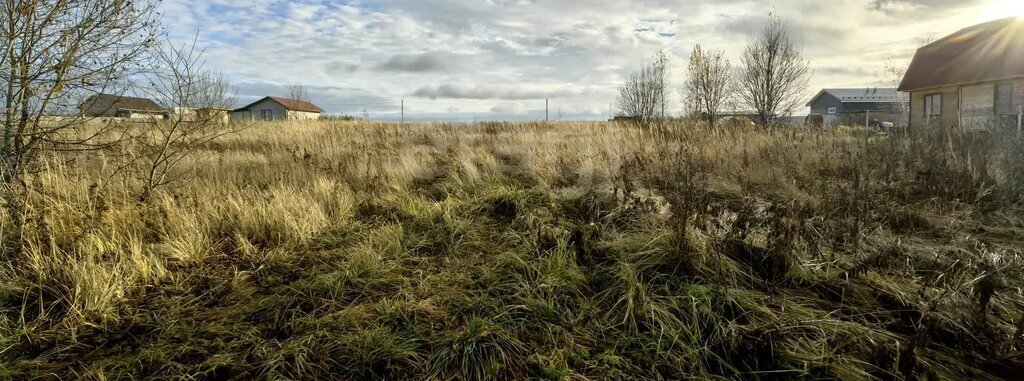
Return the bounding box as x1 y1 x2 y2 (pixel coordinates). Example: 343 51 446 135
1 120 1022 379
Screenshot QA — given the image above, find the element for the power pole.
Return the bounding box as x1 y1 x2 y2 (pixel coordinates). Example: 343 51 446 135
401 99 404 124
609 102 612 121
545 98 549 121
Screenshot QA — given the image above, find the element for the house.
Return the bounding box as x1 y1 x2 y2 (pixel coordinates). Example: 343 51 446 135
197 107 232 125
899 17 1024 131
230 96 323 122
806 88 909 126
79 94 167 119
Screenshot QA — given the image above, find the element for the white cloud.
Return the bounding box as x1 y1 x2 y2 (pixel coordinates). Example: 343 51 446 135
159 0 997 120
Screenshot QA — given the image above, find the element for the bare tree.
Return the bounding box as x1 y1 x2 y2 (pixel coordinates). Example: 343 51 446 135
737 15 811 129
132 37 238 201
686 44 734 126
617 55 667 126
288 84 310 102
878 58 910 128
0 0 160 251
654 50 669 120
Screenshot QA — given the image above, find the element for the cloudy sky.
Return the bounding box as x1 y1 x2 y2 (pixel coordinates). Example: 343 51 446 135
160 0 1019 121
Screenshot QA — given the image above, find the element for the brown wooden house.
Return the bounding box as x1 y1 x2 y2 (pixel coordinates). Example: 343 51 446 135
899 17 1024 132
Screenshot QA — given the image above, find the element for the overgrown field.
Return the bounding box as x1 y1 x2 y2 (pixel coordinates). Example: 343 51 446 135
2 120 1024 379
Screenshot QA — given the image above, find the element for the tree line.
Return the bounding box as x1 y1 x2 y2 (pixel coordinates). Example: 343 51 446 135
617 15 812 129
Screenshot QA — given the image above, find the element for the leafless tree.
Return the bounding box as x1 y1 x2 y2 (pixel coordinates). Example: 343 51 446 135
132 37 239 201
288 84 311 102
654 50 669 120
0 0 160 251
617 55 667 127
878 58 910 128
686 44 734 126
737 15 811 129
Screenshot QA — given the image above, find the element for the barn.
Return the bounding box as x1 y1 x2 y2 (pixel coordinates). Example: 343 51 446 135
230 96 323 122
899 17 1024 131
805 88 909 127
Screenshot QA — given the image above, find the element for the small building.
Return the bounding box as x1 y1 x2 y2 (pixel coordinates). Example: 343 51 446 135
79 94 167 119
805 88 909 126
899 17 1024 131
230 96 323 122
197 107 231 125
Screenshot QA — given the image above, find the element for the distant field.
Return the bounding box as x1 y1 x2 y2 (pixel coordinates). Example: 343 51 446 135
2 120 1023 379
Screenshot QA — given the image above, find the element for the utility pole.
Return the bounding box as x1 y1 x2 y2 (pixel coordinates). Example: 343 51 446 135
609 102 612 121
545 98 549 121
401 99 404 124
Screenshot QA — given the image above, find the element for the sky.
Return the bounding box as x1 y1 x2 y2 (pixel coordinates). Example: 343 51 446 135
159 0 1021 121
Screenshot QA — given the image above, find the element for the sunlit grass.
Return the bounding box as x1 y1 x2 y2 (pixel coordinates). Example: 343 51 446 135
1 119 1022 379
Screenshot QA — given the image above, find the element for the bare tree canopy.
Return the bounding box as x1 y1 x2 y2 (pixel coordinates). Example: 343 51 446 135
617 52 668 126
879 58 910 128
0 0 160 250
132 37 239 201
685 45 734 126
737 16 811 129
288 84 311 102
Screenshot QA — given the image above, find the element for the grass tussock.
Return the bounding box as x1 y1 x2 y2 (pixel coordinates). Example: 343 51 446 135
1 120 1024 379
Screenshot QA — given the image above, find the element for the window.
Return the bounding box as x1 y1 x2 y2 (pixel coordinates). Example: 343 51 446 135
261 109 273 121
995 83 1013 115
827 107 837 114
924 94 942 118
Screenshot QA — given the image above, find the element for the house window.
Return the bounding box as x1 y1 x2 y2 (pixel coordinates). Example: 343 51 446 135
995 83 1013 115
924 94 942 118
827 107 837 115
261 109 273 121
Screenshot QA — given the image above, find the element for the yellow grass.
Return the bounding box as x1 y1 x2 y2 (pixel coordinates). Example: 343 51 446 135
1 120 1022 379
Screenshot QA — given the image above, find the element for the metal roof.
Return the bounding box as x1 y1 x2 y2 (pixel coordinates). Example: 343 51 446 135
806 88 908 106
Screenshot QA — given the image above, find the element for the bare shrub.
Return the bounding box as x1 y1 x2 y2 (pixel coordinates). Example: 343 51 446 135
131 37 240 201
0 0 160 253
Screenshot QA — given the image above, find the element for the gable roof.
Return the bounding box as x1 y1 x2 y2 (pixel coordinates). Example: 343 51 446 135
235 96 324 113
81 94 166 113
899 17 1024 92
806 88 907 107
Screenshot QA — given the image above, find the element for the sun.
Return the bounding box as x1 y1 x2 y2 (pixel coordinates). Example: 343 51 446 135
981 0 1024 21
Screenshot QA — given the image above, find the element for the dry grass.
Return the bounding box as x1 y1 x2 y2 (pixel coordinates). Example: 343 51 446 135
1 120 1023 379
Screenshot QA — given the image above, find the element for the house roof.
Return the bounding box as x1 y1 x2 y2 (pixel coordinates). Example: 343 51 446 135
81 94 166 113
806 88 908 106
235 96 324 113
899 17 1024 92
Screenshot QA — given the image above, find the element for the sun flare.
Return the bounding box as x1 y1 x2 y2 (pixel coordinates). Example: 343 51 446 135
982 0 1024 21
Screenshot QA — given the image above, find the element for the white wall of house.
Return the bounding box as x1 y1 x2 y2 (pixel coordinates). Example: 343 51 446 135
126 111 164 120
285 110 320 120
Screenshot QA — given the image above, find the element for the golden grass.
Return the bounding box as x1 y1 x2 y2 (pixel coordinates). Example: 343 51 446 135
1 119 1022 379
